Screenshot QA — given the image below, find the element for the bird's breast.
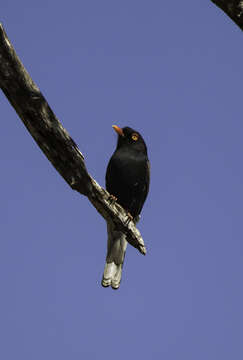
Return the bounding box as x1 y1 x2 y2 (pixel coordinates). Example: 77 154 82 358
106 149 149 217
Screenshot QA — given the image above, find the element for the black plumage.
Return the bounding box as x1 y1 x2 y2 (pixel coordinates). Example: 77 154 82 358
106 126 150 219
102 125 150 289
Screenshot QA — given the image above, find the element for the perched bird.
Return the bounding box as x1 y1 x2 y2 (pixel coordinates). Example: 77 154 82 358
102 125 150 289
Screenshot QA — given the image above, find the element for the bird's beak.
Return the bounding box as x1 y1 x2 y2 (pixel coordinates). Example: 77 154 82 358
112 125 124 137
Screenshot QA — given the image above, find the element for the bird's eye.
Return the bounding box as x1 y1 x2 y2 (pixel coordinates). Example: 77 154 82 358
131 133 139 141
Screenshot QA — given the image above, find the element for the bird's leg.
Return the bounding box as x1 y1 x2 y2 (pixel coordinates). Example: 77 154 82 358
125 212 133 225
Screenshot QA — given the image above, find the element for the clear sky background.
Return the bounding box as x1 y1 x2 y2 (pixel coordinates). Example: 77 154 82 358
1 1 243 359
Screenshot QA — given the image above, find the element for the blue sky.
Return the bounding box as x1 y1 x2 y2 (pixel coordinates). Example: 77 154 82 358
1 1 243 359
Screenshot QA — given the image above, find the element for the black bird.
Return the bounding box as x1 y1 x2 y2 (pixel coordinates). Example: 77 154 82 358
102 125 150 289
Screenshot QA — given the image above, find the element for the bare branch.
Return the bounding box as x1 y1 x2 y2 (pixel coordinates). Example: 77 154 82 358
0 23 146 255
211 0 243 30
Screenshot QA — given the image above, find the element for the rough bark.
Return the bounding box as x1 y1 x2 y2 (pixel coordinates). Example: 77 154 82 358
211 0 243 30
0 23 146 255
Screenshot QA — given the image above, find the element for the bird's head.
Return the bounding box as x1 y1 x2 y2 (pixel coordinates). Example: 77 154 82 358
112 125 147 154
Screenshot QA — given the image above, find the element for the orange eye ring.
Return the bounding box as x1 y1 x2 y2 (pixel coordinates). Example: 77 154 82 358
132 133 139 141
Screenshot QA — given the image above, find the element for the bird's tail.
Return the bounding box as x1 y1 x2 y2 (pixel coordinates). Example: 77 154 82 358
102 222 127 290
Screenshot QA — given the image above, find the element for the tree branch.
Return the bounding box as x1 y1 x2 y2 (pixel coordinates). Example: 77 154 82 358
0 23 146 255
211 0 243 30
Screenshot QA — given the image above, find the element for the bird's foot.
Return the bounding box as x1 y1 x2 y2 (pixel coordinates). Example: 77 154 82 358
108 194 117 204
